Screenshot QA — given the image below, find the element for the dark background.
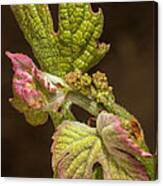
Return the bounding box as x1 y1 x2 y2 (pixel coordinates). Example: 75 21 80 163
1 2 157 177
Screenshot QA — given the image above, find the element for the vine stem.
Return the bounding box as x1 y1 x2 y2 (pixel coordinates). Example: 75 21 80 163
66 90 134 121
66 91 102 116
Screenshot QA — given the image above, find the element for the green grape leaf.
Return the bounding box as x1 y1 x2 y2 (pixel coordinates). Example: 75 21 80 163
11 3 110 77
96 111 155 180
51 120 111 179
51 111 155 180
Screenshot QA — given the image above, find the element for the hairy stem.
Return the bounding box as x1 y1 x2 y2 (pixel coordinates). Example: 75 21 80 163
66 90 134 123
66 91 102 116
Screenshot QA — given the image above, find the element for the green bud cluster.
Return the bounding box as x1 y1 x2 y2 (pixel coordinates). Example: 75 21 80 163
65 70 115 105
92 71 108 89
92 71 115 104
64 70 82 89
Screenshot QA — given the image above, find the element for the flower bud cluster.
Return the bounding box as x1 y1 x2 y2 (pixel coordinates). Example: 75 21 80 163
65 70 115 105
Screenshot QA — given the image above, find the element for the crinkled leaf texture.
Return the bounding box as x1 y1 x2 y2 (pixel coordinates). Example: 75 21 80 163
6 51 71 126
7 3 155 180
51 120 111 179
11 3 110 77
51 111 154 180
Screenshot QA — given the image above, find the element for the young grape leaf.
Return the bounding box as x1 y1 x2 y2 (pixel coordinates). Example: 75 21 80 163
6 51 72 127
96 111 155 180
51 120 111 179
11 3 110 77
51 111 154 180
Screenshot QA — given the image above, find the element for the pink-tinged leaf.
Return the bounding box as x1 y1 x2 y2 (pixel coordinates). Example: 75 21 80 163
6 51 71 126
51 121 111 179
51 116 154 180
5 52 44 109
97 111 151 157
6 51 70 108
13 71 44 109
6 51 35 72
6 51 68 94
96 111 153 180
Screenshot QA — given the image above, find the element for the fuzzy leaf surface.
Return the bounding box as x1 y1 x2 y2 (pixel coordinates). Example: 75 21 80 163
6 51 73 127
51 120 110 179
51 111 154 180
11 3 110 77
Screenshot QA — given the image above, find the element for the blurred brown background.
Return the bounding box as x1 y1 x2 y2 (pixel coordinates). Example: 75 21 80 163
1 2 157 177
